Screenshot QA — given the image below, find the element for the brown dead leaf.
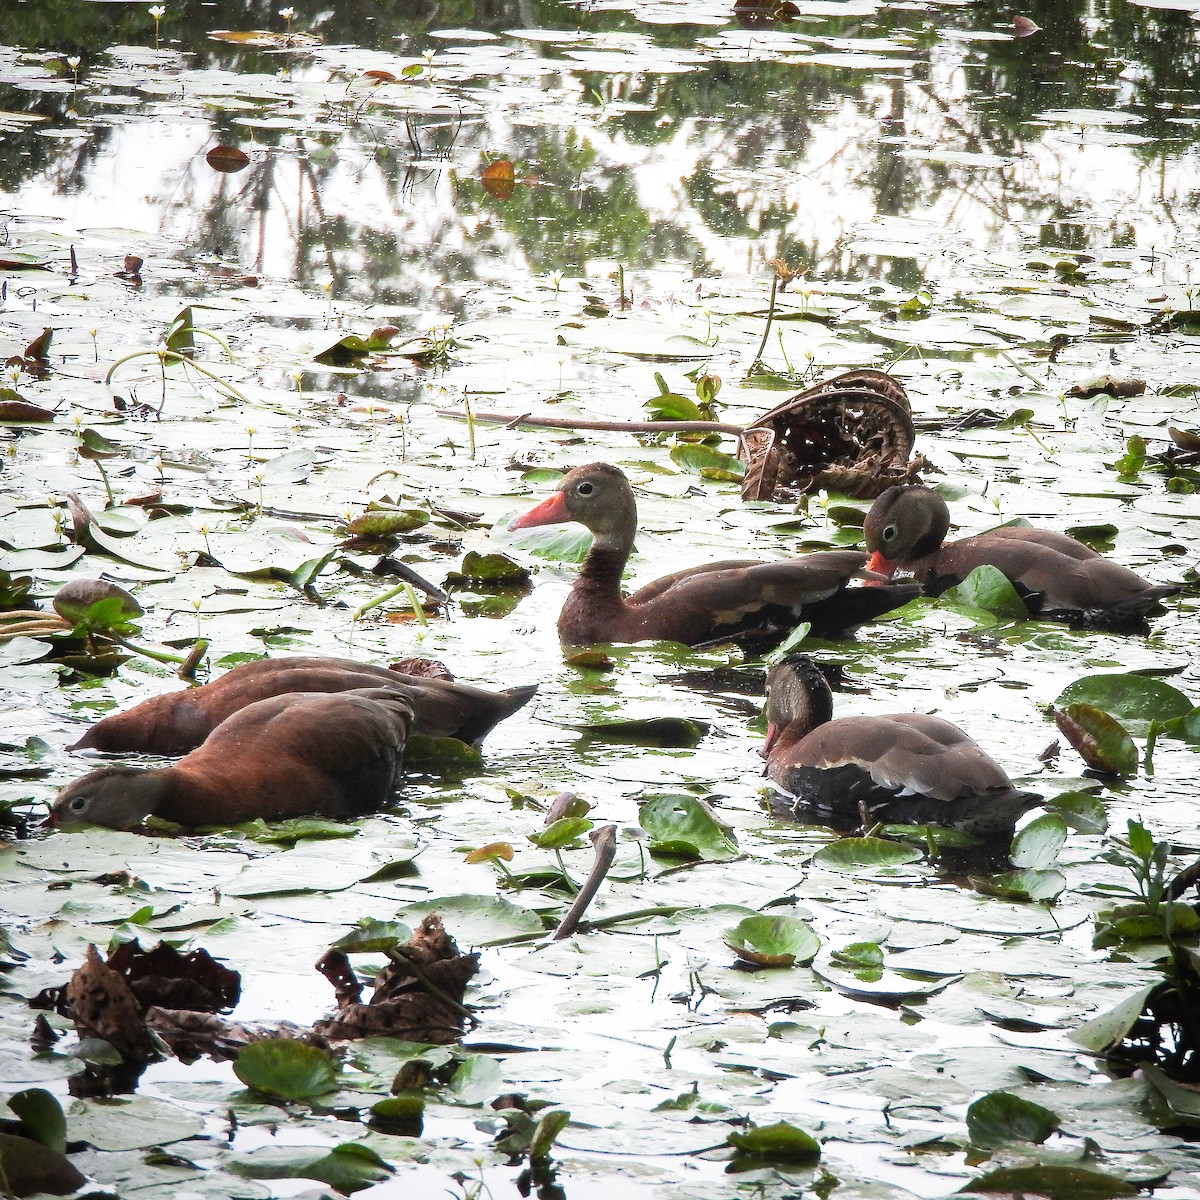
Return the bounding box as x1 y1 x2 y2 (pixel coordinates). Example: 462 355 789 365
314 913 479 1044
1013 14 1041 36
1065 374 1146 399
66 946 158 1061
205 144 250 173
0 399 54 422
481 159 516 201
106 941 240 1013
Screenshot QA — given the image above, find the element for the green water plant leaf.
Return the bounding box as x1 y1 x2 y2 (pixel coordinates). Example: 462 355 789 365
233 1039 340 1101
577 716 709 747
1009 813 1067 870
6 1088 66 1153
639 795 738 860
945 565 1029 619
723 914 820 966
727 1119 820 1164
0 1132 85 1195
1054 704 1138 775
961 1162 1137 1198
1069 984 1158 1053
813 837 922 870
670 443 745 481
230 1142 394 1192
966 1090 1059 1147
1055 674 1193 728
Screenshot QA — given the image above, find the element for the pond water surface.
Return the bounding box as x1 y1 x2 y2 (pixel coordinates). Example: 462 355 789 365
2 0 1200 1196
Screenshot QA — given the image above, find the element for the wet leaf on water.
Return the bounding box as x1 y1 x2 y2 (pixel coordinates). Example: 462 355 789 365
1069 984 1158 1053
528 817 593 849
235 817 362 845
76 427 122 460
1141 1063 1200 1128
722 914 820 967
765 621 810 663
398 895 545 944
342 509 430 538
966 1089 1059 1147
6 1088 66 1153
164 306 196 353
813 837 922 870
1055 674 1193 727
1053 705 1138 776
670 443 746 481
0 1131 85 1195
576 716 709 747
944 565 1029 619
1013 14 1041 36
446 551 531 588
233 1039 340 1101
464 841 514 864
330 921 413 954
529 1107 571 1161
229 1142 394 1192
205 144 250 172
647 386 703 421
1066 375 1146 400
504 520 594 562
830 941 884 970
481 159 516 200
0 394 54 422
960 1162 1138 1198
639 795 738 860
52 579 142 626
880 823 982 851
973 868 1067 903
404 735 484 768
1009 813 1067 870
727 1119 820 1164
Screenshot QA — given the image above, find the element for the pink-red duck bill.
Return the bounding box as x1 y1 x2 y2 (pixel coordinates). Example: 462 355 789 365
509 490 571 530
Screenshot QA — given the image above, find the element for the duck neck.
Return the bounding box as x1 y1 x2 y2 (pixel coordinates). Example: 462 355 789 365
577 507 637 604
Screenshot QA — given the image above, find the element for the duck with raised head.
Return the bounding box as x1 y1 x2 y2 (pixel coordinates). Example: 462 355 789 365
69 656 536 756
863 485 1178 627
762 655 1041 836
508 463 919 647
49 687 414 830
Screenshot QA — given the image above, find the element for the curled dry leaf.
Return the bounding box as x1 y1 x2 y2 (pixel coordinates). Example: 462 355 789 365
1013 14 1041 36
65 946 159 1062
1066 375 1146 400
1053 704 1138 776
314 914 479 1043
738 368 926 501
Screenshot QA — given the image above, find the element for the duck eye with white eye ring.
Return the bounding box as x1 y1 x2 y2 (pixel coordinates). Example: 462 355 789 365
576 481 595 497
70 795 87 812
882 524 897 541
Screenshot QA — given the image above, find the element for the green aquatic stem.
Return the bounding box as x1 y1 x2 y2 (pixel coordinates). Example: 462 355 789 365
352 581 428 625
112 633 202 667
106 347 251 404
749 273 780 374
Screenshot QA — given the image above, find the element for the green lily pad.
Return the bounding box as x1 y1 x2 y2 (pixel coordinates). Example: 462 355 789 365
229 1142 394 1192
0 1132 84 1195
727 1119 820 1164
447 551 531 586
1069 985 1158 1054
233 1040 340 1101
945 565 1029 619
1043 790 1108 835
639 795 738 860
973 868 1067 903
577 716 709 747
330 921 413 954
6 1089 66 1153
528 817 594 849
1055 674 1193 728
1010 813 1067 870
670 443 745 481
722 914 820 967
966 1090 1060 1147
960 1163 1137 1198
813 837 922 870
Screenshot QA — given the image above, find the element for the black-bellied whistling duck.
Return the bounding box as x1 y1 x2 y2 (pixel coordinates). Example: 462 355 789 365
762 656 1041 836
69 656 536 755
863 485 1178 627
507 463 918 647
48 688 413 829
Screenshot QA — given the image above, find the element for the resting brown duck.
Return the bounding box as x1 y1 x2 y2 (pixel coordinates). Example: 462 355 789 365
508 463 918 646
70 656 536 755
48 688 413 829
762 655 1041 836
864 485 1178 627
